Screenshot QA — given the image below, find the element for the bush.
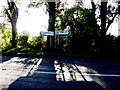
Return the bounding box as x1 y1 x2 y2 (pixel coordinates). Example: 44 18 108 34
17 34 29 47
28 35 44 50
0 24 12 48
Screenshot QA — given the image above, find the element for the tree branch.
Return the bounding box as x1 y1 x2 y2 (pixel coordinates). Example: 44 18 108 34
106 12 118 31
5 8 12 22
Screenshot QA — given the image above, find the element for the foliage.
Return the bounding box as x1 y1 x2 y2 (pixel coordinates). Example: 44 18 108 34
27 35 45 50
2 46 42 56
17 34 29 47
93 1 120 36
0 24 12 48
58 5 100 52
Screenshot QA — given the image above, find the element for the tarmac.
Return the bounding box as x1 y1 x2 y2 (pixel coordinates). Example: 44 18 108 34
0 56 120 89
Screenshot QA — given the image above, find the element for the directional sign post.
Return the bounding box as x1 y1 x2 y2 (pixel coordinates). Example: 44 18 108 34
40 31 54 48
40 30 70 48
40 31 54 36
40 30 70 36
55 30 70 35
55 30 70 47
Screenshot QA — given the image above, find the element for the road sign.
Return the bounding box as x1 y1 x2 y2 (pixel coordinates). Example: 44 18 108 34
40 30 70 48
55 30 70 35
40 31 54 36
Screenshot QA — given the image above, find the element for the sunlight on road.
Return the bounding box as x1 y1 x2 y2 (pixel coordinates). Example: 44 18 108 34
54 60 107 89
0 56 40 89
1 57 116 89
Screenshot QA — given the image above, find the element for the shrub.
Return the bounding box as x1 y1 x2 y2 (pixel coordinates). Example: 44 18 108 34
17 34 29 47
28 35 44 50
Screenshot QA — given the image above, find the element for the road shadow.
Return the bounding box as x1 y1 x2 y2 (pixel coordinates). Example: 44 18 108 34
58 58 120 74
56 58 120 89
0 56 14 63
7 58 105 89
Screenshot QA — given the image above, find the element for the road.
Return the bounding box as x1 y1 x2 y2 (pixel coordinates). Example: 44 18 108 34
0 56 120 89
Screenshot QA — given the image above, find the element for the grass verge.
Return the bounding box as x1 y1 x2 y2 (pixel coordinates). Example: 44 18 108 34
1 46 120 60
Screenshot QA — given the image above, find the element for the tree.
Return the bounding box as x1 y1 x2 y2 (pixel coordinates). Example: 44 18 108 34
89 0 120 52
28 0 57 49
90 0 120 36
5 0 18 47
47 1 56 49
91 0 119 36
59 5 99 52
91 0 97 24
100 0 108 37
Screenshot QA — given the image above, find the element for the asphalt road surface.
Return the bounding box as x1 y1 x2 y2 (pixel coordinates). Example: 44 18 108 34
0 56 120 90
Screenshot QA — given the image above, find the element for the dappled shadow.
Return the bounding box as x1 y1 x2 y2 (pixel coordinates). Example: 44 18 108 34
7 58 107 89
12 57 39 67
58 58 120 74
56 58 120 89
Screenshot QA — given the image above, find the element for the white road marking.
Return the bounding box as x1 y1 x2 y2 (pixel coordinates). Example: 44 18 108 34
33 71 120 77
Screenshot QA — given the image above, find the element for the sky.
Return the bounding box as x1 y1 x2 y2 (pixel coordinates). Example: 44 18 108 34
17 1 49 36
0 0 119 37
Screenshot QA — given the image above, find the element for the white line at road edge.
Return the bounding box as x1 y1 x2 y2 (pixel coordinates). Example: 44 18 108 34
34 71 120 77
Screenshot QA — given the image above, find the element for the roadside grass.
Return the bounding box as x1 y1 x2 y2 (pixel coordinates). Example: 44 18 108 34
2 46 42 56
2 46 120 60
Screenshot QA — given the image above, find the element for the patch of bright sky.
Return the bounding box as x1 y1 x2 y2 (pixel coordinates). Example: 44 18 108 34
16 0 49 36
0 1 7 22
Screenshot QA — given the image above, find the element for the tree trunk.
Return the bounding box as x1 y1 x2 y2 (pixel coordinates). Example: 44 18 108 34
6 0 18 47
47 2 56 49
91 0 96 24
100 0 108 52
10 21 17 47
101 0 108 37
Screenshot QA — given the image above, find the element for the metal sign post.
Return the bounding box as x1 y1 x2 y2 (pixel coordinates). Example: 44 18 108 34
56 35 59 47
55 30 70 47
40 31 54 48
50 36 52 48
40 30 70 48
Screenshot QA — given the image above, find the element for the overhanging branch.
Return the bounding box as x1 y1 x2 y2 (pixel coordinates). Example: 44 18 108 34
105 12 118 31
5 8 12 22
